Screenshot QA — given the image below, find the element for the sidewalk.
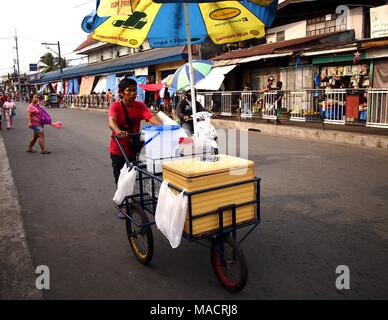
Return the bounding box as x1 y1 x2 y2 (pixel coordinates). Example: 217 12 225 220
213 118 388 152
0 133 42 300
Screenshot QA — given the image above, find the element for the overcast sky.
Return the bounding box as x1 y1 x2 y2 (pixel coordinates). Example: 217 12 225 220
0 0 285 76
0 0 95 75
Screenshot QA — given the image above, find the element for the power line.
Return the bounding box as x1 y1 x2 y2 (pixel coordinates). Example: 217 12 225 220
19 36 79 46
0 66 14 71
73 0 95 9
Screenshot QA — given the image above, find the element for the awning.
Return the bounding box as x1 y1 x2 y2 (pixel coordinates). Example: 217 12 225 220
37 83 49 93
106 74 116 92
238 52 293 64
74 79 80 95
79 76 95 96
56 82 64 94
29 46 187 85
67 80 74 96
94 76 107 93
213 59 243 67
213 52 293 67
366 48 388 59
195 65 237 91
138 84 164 92
302 47 358 57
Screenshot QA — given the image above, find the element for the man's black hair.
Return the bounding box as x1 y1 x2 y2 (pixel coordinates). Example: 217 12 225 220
118 78 138 93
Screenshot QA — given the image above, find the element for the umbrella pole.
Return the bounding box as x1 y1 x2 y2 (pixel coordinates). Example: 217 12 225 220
184 2 199 139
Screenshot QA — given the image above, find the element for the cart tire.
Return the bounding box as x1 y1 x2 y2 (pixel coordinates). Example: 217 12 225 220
125 203 154 265
211 236 248 293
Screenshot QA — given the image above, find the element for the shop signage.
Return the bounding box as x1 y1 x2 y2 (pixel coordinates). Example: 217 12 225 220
29 64 38 72
135 67 149 76
371 5 388 38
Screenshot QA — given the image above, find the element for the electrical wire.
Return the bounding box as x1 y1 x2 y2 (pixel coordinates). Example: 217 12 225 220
73 0 95 9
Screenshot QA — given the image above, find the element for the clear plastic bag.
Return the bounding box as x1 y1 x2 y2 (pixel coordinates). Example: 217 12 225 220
155 181 188 249
113 164 137 206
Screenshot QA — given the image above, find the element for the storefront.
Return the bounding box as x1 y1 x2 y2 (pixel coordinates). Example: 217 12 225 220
311 51 371 89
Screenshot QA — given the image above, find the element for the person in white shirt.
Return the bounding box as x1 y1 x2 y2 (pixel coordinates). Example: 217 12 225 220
2 97 16 130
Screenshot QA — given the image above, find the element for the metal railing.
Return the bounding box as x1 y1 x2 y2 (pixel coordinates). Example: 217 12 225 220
367 89 388 128
199 88 388 128
63 88 388 129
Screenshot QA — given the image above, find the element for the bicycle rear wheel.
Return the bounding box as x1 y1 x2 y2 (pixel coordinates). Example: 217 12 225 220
125 203 154 265
211 235 248 293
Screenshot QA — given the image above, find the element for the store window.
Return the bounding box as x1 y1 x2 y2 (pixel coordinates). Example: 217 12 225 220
276 31 285 42
266 31 285 43
89 53 100 64
279 65 313 91
266 33 276 43
306 13 346 37
252 68 278 91
319 64 370 89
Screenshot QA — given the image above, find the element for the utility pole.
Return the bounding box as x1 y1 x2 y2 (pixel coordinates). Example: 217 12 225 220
42 41 63 90
57 41 63 76
14 29 22 94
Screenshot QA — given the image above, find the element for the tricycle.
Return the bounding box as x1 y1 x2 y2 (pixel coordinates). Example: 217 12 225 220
113 135 261 293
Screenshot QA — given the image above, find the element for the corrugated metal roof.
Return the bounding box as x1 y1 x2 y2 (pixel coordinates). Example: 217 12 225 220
31 47 187 84
212 31 350 61
74 35 100 52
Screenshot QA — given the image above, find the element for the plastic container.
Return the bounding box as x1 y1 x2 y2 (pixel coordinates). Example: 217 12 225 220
142 125 180 173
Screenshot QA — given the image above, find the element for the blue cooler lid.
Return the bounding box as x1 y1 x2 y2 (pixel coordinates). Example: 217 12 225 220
143 125 180 132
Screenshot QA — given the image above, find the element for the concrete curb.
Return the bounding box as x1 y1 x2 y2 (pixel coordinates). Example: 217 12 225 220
0 134 42 300
213 119 388 152
66 106 108 113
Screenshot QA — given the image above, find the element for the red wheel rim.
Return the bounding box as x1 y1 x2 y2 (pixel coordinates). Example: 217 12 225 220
212 249 239 289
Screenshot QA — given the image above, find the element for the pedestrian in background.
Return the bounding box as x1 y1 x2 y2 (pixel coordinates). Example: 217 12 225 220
260 76 275 93
106 89 113 104
26 95 51 154
1 93 8 120
2 96 16 130
176 90 206 135
275 81 284 125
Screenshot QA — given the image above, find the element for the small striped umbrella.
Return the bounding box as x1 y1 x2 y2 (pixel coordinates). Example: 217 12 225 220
169 60 213 93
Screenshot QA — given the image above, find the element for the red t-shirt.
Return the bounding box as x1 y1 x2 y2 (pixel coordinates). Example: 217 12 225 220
108 101 153 157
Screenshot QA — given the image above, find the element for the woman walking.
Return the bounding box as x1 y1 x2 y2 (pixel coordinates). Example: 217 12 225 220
26 95 51 154
2 96 16 130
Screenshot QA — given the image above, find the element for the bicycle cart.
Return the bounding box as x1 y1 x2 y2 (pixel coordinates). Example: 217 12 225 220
113 136 261 293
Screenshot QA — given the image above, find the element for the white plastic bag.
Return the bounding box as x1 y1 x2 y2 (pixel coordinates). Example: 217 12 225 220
155 181 188 249
113 164 137 205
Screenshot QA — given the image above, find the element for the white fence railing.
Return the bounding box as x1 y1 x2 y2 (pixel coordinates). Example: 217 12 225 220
367 89 388 128
198 88 388 129
61 89 388 129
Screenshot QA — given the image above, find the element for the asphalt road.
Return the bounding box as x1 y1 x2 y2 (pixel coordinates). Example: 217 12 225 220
2 102 388 300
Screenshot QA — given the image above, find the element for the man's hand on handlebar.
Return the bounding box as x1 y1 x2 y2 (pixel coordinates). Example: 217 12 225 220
116 130 128 138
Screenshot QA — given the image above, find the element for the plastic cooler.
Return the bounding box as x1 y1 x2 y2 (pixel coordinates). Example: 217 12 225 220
162 155 256 236
142 125 180 173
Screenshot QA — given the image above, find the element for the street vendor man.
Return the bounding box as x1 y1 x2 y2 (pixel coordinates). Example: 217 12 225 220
176 90 206 135
108 78 162 185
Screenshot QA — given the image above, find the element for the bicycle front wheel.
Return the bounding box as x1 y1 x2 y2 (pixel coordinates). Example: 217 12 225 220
125 203 154 265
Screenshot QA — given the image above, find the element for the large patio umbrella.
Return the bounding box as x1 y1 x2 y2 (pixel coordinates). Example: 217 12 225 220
82 0 278 136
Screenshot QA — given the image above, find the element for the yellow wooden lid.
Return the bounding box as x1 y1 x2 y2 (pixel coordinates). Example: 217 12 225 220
162 154 255 178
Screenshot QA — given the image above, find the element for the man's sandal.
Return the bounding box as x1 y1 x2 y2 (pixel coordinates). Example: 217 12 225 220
41 150 51 154
26 150 36 153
